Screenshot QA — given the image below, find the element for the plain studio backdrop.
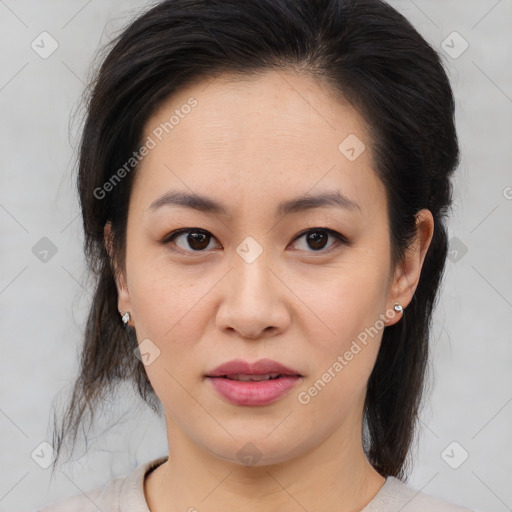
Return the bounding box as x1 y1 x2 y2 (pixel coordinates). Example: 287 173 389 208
0 1 511 511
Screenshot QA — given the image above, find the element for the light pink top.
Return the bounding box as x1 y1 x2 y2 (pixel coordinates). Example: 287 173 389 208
36 455 475 512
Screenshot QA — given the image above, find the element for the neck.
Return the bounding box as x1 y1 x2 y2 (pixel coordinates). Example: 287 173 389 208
144 419 386 512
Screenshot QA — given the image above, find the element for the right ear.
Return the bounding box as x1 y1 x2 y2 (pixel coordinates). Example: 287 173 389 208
104 222 132 318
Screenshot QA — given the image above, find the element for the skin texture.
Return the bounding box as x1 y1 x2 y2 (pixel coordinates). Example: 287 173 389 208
105 70 433 512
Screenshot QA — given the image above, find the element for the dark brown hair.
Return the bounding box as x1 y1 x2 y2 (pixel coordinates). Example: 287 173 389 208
51 0 459 480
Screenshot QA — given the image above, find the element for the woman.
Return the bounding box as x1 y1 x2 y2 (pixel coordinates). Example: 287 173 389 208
38 0 475 510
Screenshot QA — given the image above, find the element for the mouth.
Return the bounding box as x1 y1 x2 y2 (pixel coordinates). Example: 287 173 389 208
205 374 302 406
205 358 303 379
204 359 303 406
213 372 297 381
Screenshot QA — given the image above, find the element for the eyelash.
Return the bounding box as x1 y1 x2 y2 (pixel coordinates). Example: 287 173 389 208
160 227 349 255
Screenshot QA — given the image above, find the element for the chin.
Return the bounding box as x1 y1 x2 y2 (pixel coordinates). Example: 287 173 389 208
196 426 317 468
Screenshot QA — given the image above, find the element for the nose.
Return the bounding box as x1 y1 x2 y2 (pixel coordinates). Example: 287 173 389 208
215 251 291 340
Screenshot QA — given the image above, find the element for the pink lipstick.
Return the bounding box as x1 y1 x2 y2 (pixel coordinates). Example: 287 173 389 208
205 358 303 406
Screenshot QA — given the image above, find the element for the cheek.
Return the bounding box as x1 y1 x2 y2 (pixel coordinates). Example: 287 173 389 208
124 228 207 331
295 264 388 421
125 251 221 392
129 264 209 342
300 249 391 353
127 264 213 406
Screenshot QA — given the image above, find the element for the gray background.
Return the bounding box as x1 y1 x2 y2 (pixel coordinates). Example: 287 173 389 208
1 1 511 511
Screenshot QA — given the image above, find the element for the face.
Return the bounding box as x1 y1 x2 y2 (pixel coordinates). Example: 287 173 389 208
109 70 426 467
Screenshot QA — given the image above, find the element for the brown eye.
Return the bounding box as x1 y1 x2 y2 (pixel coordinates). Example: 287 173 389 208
292 228 347 253
305 230 329 250
164 229 219 252
162 227 348 255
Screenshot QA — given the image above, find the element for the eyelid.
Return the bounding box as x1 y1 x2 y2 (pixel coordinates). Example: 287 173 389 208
290 228 350 254
160 228 220 254
292 227 350 246
160 227 350 254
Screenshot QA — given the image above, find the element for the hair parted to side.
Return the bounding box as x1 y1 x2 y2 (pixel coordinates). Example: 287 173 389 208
51 0 459 480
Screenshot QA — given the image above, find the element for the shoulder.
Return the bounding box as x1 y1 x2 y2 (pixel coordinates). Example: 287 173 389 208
34 456 168 512
363 476 476 512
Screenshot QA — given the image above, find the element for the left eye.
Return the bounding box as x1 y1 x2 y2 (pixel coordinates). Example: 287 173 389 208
161 228 347 254
291 228 347 253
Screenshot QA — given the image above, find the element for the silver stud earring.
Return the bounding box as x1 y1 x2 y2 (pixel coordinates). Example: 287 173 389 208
393 303 403 313
121 311 131 324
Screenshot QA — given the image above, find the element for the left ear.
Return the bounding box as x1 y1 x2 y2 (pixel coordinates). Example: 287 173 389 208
385 209 434 326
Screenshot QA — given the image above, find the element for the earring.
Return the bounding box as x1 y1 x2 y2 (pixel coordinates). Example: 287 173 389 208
393 303 403 313
121 311 131 324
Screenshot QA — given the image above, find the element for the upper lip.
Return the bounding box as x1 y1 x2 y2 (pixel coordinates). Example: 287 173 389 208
206 358 302 377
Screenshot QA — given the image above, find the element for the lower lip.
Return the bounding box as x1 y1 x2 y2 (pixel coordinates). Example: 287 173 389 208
206 376 301 406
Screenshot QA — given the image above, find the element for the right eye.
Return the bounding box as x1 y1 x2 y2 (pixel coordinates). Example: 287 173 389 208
161 228 221 253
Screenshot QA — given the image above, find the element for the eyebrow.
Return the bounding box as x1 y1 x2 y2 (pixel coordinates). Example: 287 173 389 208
148 189 360 217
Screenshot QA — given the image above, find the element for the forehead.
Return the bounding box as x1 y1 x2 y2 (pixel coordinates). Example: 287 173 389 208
132 70 382 215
